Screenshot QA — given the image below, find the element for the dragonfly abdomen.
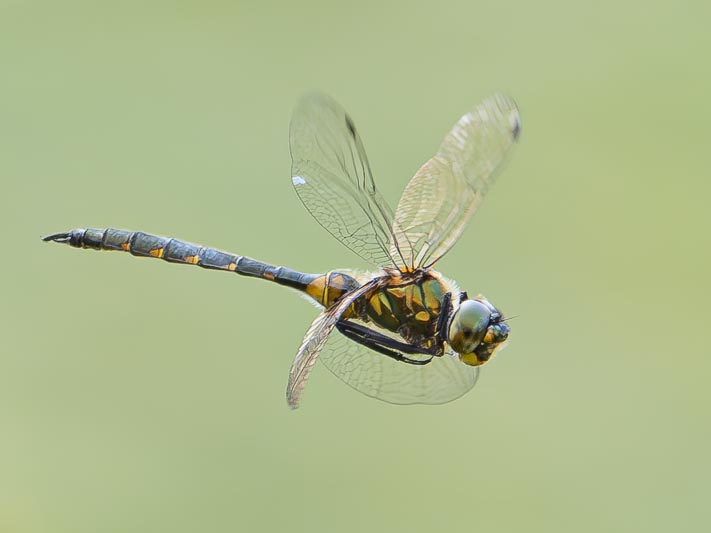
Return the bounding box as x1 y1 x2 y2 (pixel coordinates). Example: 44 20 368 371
44 228 363 308
43 227 324 290
303 271 361 309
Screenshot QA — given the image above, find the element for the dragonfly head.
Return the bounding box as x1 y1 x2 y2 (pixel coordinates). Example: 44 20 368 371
448 297 509 366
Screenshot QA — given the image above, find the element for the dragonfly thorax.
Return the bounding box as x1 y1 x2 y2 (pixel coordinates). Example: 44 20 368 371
362 270 447 350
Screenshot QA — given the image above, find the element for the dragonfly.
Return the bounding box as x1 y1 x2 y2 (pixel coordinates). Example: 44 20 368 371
44 92 520 409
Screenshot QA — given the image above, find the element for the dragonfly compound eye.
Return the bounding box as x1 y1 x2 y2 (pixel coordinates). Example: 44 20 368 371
448 300 491 361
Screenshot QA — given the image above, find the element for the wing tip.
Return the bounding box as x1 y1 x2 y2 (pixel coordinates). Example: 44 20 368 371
286 391 301 410
511 113 521 141
484 92 522 141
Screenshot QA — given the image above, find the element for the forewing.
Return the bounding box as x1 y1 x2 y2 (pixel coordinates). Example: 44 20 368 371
319 320 480 405
391 94 520 268
286 278 383 409
290 93 402 268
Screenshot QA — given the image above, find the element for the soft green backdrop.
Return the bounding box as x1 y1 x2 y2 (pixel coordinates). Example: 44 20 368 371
1 1 709 532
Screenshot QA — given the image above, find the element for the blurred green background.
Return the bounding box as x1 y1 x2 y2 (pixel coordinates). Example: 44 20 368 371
1 0 709 531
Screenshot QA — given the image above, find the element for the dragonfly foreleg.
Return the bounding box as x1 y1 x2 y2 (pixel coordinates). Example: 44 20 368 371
436 292 452 342
336 320 433 365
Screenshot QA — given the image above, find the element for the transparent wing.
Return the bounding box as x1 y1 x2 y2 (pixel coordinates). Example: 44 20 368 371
286 278 383 409
390 94 520 268
290 92 405 268
319 320 480 405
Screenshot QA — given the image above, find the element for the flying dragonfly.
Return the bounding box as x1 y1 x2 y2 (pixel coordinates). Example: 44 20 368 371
44 92 520 409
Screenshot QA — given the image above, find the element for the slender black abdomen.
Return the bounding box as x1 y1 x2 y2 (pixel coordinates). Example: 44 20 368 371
43 227 359 307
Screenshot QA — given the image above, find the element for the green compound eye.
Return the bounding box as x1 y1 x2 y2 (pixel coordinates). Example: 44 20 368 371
448 300 491 358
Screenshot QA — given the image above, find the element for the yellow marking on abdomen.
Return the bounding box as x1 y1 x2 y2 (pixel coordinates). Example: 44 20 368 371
149 248 164 258
263 271 275 281
306 277 326 304
185 255 199 264
228 263 237 271
121 243 130 251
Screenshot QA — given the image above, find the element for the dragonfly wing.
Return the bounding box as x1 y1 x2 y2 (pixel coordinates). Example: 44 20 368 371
319 321 480 405
391 94 520 268
290 92 406 268
286 278 383 409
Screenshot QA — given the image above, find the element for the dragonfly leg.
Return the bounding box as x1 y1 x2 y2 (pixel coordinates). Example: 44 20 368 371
336 320 433 365
436 292 452 341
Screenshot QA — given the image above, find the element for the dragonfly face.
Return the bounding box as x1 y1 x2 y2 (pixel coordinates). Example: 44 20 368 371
45 91 520 409
449 297 510 367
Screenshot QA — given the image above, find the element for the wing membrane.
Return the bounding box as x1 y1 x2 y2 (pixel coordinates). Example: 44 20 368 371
290 93 403 268
319 321 480 405
391 94 520 268
286 278 383 409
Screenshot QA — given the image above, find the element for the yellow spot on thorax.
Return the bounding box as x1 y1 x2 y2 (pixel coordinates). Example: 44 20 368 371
370 294 383 315
415 311 430 322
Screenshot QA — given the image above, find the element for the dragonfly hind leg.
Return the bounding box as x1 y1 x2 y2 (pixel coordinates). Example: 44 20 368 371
336 320 434 365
